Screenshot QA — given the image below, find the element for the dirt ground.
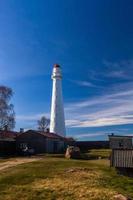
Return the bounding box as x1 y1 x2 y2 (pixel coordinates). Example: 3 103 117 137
0 157 42 171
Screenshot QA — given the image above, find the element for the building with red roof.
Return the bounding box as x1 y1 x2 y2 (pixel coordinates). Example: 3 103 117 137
0 130 18 156
0 128 73 155
16 129 67 154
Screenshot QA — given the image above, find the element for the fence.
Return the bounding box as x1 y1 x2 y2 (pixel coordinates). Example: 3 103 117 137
111 149 133 168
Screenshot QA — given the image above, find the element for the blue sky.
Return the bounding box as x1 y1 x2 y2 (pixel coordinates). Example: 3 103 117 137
0 0 133 140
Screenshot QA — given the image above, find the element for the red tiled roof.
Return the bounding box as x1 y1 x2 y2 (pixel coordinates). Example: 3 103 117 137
63 137 75 142
19 129 66 140
40 132 64 139
0 129 74 142
41 132 75 142
0 130 18 139
16 129 74 142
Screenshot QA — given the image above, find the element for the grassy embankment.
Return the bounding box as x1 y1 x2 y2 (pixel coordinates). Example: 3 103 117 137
0 149 133 200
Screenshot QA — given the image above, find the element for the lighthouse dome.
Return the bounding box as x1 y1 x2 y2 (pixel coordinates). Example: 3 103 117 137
54 64 60 68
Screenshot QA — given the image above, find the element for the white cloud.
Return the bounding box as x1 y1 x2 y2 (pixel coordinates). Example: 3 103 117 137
103 60 133 79
107 70 126 78
16 81 133 129
76 132 106 139
65 83 133 128
75 132 133 139
72 80 97 88
65 87 133 111
16 113 50 121
127 134 133 136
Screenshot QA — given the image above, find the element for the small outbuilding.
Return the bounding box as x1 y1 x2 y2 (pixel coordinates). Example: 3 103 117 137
16 130 66 154
109 135 133 177
108 134 133 149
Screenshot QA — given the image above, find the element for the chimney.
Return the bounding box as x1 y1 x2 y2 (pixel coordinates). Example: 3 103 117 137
46 128 50 133
20 128 24 133
4 125 8 131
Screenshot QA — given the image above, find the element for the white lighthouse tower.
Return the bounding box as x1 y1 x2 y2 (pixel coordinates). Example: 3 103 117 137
50 64 66 137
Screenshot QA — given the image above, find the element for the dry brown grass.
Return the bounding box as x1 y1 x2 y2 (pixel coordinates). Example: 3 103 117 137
0 167 116 200
32 167 116 200
0 157 132 200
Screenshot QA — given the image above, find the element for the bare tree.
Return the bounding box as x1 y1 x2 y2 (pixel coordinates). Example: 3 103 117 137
37 116 50 132
0 86 15 130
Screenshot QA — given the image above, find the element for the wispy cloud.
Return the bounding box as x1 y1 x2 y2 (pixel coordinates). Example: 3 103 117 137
75 132 133 139
15 60 133 130
16 82 133 129
16 113 50 121
127 133 133 136
107 70 127 79
69 79 99 88
65 86 133 111
103 60 133 79
65 82 133 128
87 60 133 82
71 80 97 88
75 132 107 139
16 113 50 130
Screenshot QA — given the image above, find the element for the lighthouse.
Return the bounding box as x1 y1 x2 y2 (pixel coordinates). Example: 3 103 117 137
50 64 66 136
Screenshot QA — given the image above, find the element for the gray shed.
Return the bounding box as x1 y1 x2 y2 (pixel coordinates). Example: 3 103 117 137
109 135 133 177
108 135 133 149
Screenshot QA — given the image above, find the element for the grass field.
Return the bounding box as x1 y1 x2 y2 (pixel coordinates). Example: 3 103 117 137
0 153 133 200
87 149 111 159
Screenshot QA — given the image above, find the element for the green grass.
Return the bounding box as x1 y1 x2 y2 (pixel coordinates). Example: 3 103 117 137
0 155 133 200
87 149 111 159
0 157 133 200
